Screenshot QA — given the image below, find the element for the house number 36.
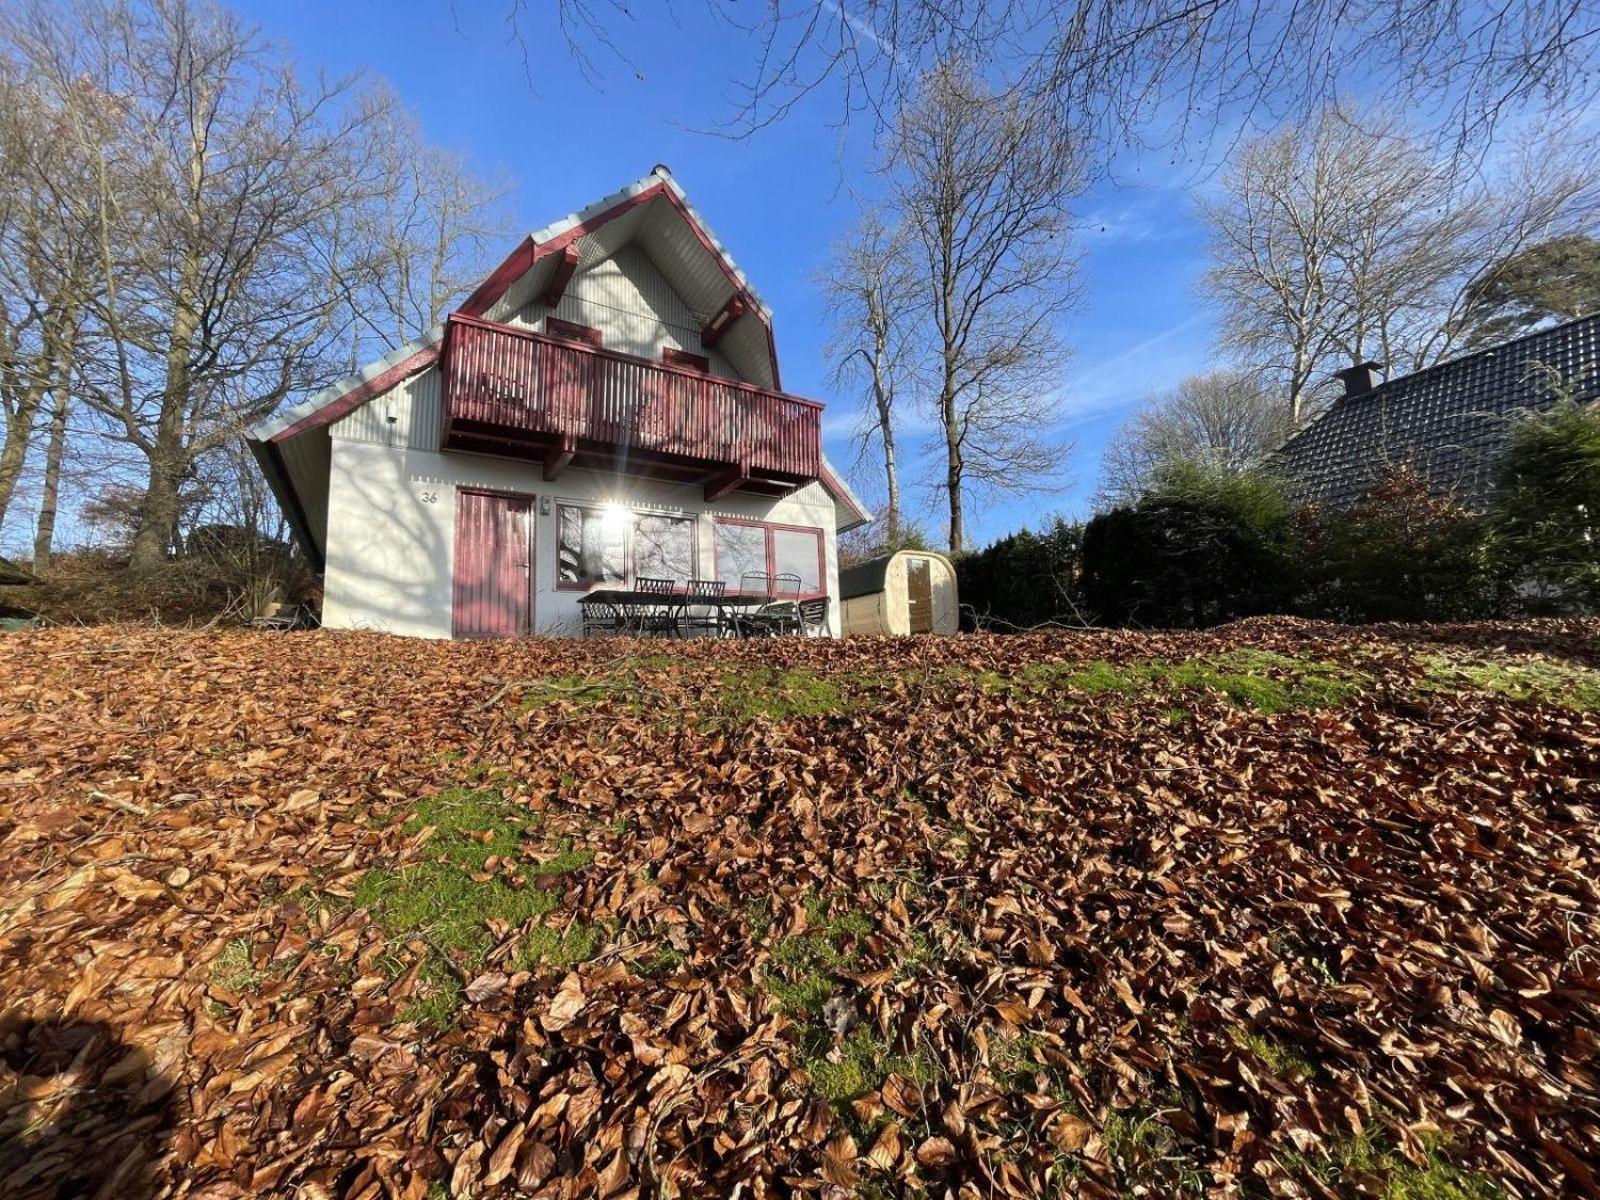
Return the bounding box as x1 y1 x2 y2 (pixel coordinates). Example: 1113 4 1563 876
420 491 439 504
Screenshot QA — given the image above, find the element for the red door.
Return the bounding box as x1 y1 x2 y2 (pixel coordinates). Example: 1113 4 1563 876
452 489 533 638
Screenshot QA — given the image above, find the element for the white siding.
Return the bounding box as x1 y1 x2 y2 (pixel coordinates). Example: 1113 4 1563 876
322 434 841 640
331 362 443 452
509 245 740 379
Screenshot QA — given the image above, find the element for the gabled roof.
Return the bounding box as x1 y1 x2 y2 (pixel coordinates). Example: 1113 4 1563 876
1276 313 1600 510
252 165 784 447
457 165 782 389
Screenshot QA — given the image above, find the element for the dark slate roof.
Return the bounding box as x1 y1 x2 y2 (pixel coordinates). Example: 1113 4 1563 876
1275 313 1600 511
839 553 896 600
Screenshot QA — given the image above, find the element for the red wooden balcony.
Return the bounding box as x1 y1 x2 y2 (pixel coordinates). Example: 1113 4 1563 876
439 313 823 498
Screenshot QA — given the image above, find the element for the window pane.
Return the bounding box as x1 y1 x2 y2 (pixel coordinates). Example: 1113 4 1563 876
715 522 767 591
634 513 694 583
772 527 821 594
557 505 626 585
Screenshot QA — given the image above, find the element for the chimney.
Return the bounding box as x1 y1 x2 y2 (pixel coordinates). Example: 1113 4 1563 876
1335 361 1385 398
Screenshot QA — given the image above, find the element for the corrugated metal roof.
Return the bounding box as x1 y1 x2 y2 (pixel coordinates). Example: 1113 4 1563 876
1276 313 1600 510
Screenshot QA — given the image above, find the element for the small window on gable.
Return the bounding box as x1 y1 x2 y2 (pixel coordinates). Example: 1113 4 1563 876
663 346 710 373
546 317 603 347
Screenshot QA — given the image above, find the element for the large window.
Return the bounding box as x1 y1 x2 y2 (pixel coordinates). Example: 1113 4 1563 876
556 504 627 587
772 526 823 594
714 520 823 595
633 512 695 583
714 521 768 592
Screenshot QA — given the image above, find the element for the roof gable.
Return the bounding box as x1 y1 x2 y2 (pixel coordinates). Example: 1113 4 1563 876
460 168 781 389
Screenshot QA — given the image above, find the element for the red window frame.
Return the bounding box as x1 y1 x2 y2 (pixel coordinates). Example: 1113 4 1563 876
554 501 700 591
545 317 603 347
662 346 710 372
711 517 826 598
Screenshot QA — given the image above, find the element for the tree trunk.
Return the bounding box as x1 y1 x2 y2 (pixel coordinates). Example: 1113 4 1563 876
869 343 901 542
32 391 69 571
942 384 964 551
127 437 186 572
0 402 33 530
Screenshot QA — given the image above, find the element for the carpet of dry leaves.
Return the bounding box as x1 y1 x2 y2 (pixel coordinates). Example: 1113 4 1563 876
2 619 1599 1200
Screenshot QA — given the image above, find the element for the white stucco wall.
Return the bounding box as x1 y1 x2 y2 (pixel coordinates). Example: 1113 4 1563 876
322 434 841 639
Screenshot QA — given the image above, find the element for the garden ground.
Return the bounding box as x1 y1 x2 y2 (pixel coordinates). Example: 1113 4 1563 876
1 620 1597 1198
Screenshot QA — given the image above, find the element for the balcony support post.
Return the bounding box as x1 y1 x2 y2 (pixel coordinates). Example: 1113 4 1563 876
543 434 577 481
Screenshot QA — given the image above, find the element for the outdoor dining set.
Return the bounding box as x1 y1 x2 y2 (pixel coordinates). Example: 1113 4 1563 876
578 572 829 638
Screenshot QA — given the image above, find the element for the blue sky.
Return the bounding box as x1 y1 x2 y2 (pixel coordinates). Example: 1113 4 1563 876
235 0 1220 548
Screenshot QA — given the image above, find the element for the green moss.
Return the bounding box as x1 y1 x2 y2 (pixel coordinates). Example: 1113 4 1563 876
708 667 846 724
763 897 874 1016
803 1025 938 1107
1019 658 1145 694
1229 1026 1317 1078
982 649 1363 713
352 861 560 962
1152 650 1362 713
1281 1130 1503 1200
349 784 597 1025
1423 653 1600 710
633 946 686 977
208 937 259 993
513 921 603 970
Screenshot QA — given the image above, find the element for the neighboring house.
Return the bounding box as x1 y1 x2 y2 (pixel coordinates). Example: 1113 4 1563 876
247 167 869 639
1277 313 1600 510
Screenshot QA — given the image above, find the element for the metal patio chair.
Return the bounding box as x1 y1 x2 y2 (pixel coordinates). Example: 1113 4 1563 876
580 597 622 637
678 578 728 637
742 573 805 637
798 596 830 637
629 576 681 636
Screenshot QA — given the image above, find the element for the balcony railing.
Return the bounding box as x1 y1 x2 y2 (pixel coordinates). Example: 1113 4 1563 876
440 313 822 488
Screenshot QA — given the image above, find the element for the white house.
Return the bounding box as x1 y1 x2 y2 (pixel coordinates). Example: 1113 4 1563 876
247 167 870 639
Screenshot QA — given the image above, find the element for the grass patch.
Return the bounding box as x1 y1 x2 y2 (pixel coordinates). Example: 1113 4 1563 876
1152 650 1363 713
1423 653 1600 711
349 785 597 1025
1281 1129 1503 1200
988 649 1364 713
1101 1105 1208 1195
803 1025 938 1106
1229 1026 1317 1078
707 667 847 725
760 895 935 1109
208 937 259 993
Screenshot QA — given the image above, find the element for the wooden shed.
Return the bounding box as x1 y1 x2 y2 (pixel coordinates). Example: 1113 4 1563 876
838 550 959 635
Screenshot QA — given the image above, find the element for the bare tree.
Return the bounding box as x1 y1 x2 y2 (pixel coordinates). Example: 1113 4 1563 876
0 65 90 533
890 63 1080 551
534 2 1600 175
30 361 72 570
1 0 393 569
822 209 918 544
1201 104 1598 419
1096 369 1295 508
340 92 517 356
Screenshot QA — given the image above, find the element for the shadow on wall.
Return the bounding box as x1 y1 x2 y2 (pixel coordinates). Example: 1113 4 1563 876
0 1016 178 1199
334 452 455 636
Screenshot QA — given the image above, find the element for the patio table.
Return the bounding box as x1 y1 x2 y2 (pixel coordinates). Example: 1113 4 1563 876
577 587 821 636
